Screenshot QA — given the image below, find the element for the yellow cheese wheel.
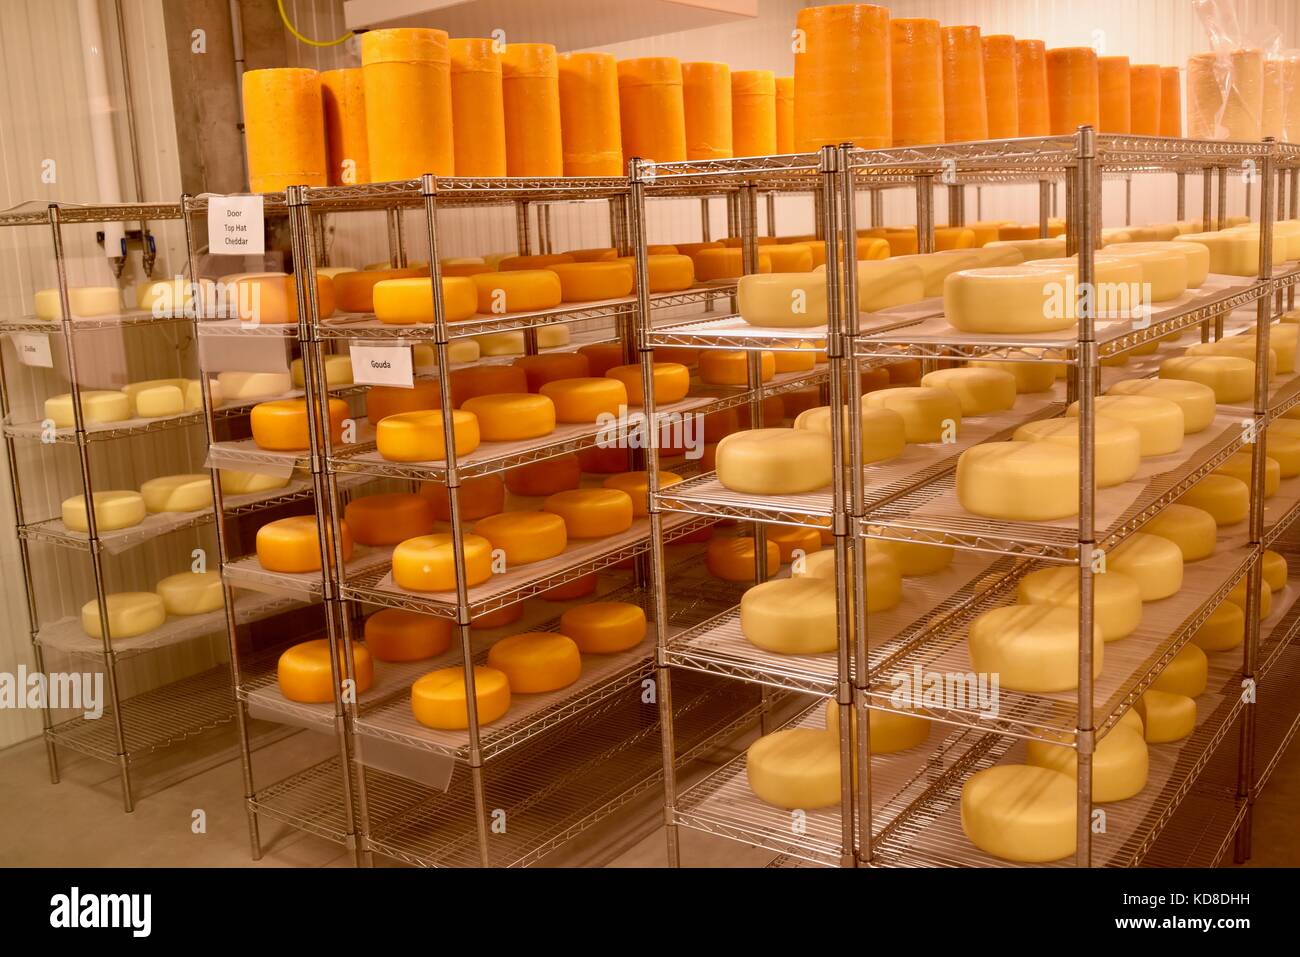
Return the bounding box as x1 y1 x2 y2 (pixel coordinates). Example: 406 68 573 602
1105 378 1217 434
1214 450 1280 497
277 639 373 704
763 244 814 273
968 603 1103 692
865 537 954 576
1263 549 1288 591
538 377 628 423
1142 504 1218 561
1017 565 1143 642
1159 355 1255 404
1176 230 1281 277
961 765 1076 863
919 368 1016 415
512 352 591 391
215 371 291 401
366 383 442 428
1187 338 1277 380
392 532 494 591
750 526 823 565
862 386 962 443
1261 430 1300 477
375 409 481 462
344 492 435 546
1066 395 1184 457
1177 474 1249 525
737 273 827 328
716 428 833 494
795 548 902 612
969 356 1057 394
290 356 352 389
256 515 353 573
470 603 524 630
130 384 183 418
449 366 529 407
1231 325 1297 374
559 601 647 654
849 259 927 311
34 286 122 320
601 470 682 517
707 536 780 582
740 576 839 654
1107 240 1210 287
250 398 348 451
140 474 213 513
334 267 427 313
1227 576 1272 620
411 665 511 729
372 276 479 324
471 269 563 314
772 342 817 373
155 570 224 616
958 441 1080 520
61 491 146 533
543 488 634 538
1108 532 1184 601
567 247 619 263
1192 600 1244 652
691 247 773 280
1136 689 1196 743
1151 642 1208 697
504 456 582 497
498 253 575 271
697 350 776 385
421 474 506 523
487 632 582 693
746 728 844 810
794 404 906 465
605 362 690 405
364 609 453 661
549 262 634 302
473 511 567 565
616 253 695 292
822 698 931 754
1026 727 1149 803
80 592 166 639
1012 415 1141 487
43 391 130 429
219 470 290 495
413 340 480 368
944 265 1076 333
461 393 556 441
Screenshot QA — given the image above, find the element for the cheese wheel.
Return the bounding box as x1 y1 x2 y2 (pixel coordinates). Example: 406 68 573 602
505 455 583 497
215 371 291 401
1108 532 1184 601
34 286 122 320
250 398 348 451
1192 600 1245 652
472 270 563 314
43 391 129 429
155 571 224 616
487 631 581 693
371 277 479 324
746 728 843 810
411 665 511 729
331 268 424 315
289 355 352 390
983 34 1020 138
538 377 627 422
461 393 556 441
366 382 442 426
758 245 810 274
421 474 506 522
1105 378 1216 434
968 356 1056 394
793 3 890 151
750 527 823 565
1142 504 1218 561
1187 339 1278 380
140 474 213 513
448 38 506 177
364 609 452 662
865 537 954 576
470 604 525 631
1264 430 1300 477
707 536 780 582
1026 727 1148 803
617 57 687 162
692 247 773 280
698 350 775 385
1106 240 1210 288
1151 642 1209 698
543 488 633 538
512 352 591 391
219 271 337 324
862 387 962 443
80 592 166 640
1175 230 1278 277
1232 325 1298 373
1263 549 1288 591
795 548 902 612
1012 415 1141 487
1046 46 1099 133
616 253 694 292
740 576 839 654
344 492 435 546
557 52 622 175
559 601 647 654
957 441 1079 521
822 698 931 754
1227 576 1272 620
449 366 528 407
473 511 567 565
1097 55 1132 132
276 638 372 704
794 404 906 464
575 343 626 378
256 515 353 573
1065 395 1184 457
1017 565 1143 642
772 343 816 373
969 604 1103 692
61 491 146 533
601 470 682 518
961 765 1076 863
375 409 481 462
130 384 183 418
392 532 494 591
606 362 689 405
940 25 989 142
474 325 575 355
219 470 290 495
549 262 634 303
1136 689 1196 743
498 254 575 271
919 368 1015 415
716 428 832 494
1159 355 1254 404
1178 474 1249 525
944 265 1076 333
1215 451 1280 497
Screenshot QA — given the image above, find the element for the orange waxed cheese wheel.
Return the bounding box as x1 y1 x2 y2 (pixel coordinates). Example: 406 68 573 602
1159 66 1182 137
557 52 623 176
501 43 563 177
691 248 773 280
513 352 591 390
794 3 891 151
935 226 976 249
982 34 1019 138
682 61 733 160
560 601 647 654
603 470 684 517
375 409 480 462
764 244 814 272
392 532 494 591
499 253 575 271
344 492 436 546
1047 46 1100 134
242 68 327 193
487 632 582 693
320 68 370 186
891 18 945 146
335 267 429 313
1097 56 1132 133
1130 64 1162 135
648 244 679 255
411 665 511 729
221 272 335 324
775 75 795 153
568 247 619 262
421 474 506 521
473 511 567 565
364 609 453 662
606 362 690 405
676 241 724 257
707 535 780 582
577 342 627 377
617 254 695 292
577 445 632 474
250 398 348 451
732 69 777 157
549 261 634 302
698 350 775 385
449 38 507 176
750 526 822 563
367 381 442 424
277 639 372 703
1016 39 1051 135
470 603 524 630
361 28 454 180
505 454 582 497
450 365 529 406
257 515 353 573
471 269 563 314
941 25 989 142
461 393 556 441
541 571 599 600
544 488 635 538
617 57 687 163
373 277 479 324
539 377 628 422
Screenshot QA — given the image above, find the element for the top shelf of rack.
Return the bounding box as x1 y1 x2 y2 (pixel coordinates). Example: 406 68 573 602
0 201 182 228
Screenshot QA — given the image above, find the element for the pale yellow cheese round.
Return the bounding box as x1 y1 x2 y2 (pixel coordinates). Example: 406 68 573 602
34 286 121 320
132 384 184 418
1105 378 1217 434
969 356 1057 393
1214 451 1280 498
1176 231 1277 277
1108 532 1184 601
413 340 481 368
1191 600 1244 652
740 577 838 654
1094 246 1188 302
139 474 213 513
1266 421 1300 476
982 237 1066 262
43 391 130 429
794 548 902 613
1012 415 1141 488
1178 474 1249 525
1066 395 1184 457
155 571 224 616
792 404 906 464
1116 707 1145 737
291 354 354 388
80 592 166 639
1230 325 1297 373
61 491 146 532
1136 689 1196 743
862 386 962 443
822 699 930 754
852 259 926 311
1187 339 1277 380
888 251 979 297
746 728 843 810
715 428 833 494
1023 255 1147 316
737 273 827 328
960 765 1076 863
1105 240 1210 287
120 378 187 416
1159 355 1254 404
968 604 1103 692
216 371 292 400
1263 549 1288 591
474 326 571 356
919 368 1016 415
1016 566 1143 642
1141 504 1218 561
1151 642 1208 697
956 442 1078 521
219 470 291 495
944 265 1076 333
865 537 954 576
1025 727 1149 803
1227 576 1272 619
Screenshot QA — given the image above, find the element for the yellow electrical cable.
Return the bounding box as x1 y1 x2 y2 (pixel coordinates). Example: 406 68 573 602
276 0 354 48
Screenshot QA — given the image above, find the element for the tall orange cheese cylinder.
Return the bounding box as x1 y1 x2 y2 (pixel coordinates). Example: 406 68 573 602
1046 47 1100 134
681 62 733 160
502 43 564 177
1130 64 1162 135
449 38 507 177
242 68 327 192
732 70 777 157
891 18 944 146
361 29 454 180
557 52 623 176
1159 65 1183 136
617 58 687 163
793 3 892 152
982 34 1019 139
775 76 795 153
320 68 369 186
941 26 989 142
1015 39 1050 135
1097 56 1131 133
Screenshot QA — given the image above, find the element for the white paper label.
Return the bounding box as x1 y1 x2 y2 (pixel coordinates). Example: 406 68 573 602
208 195 266 255
11 333 53 368
350 344 414 387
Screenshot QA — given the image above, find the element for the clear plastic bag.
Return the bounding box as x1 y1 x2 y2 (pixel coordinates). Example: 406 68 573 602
1189 0 1282 140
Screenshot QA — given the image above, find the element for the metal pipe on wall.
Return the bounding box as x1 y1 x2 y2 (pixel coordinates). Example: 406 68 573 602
76 0 127 260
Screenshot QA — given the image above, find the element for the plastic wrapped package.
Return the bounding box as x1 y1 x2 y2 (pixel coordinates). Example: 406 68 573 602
1285 51 1300 142
1188 0 1281 140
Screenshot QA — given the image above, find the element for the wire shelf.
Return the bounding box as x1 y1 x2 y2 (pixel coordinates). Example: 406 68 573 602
0 310 197 334
222 545 393 601
3 408 204 443
0 200 182 227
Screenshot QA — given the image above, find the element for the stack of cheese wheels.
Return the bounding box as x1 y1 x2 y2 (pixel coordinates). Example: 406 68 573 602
919 367 1016 415
716 428 833 494
1065 394 1184 457
256 515 352 574
277 638 373 704
80 592 167 640
392 532 494 591
793 402 906 464
968 603 1103 692
863 386 962 443
365 609 453 661
961 764 1076 862
156 570 224 616
1159 355 1254 404
1026 725 1149 802
1017 565 1143 641
944 264 1077 333
1012 416 1141 487
957 441 1079 520
411 665 511 729
1143 503 1219 561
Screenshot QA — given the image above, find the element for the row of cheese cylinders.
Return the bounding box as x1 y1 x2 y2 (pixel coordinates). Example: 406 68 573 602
1187 49 1300 141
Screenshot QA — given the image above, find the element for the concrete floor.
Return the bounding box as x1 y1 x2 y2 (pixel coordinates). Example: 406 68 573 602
2 718 1297 868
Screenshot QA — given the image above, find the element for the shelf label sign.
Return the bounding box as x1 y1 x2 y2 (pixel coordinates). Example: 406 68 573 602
10 333 53 368
349 343 414 387
207 195 265 255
